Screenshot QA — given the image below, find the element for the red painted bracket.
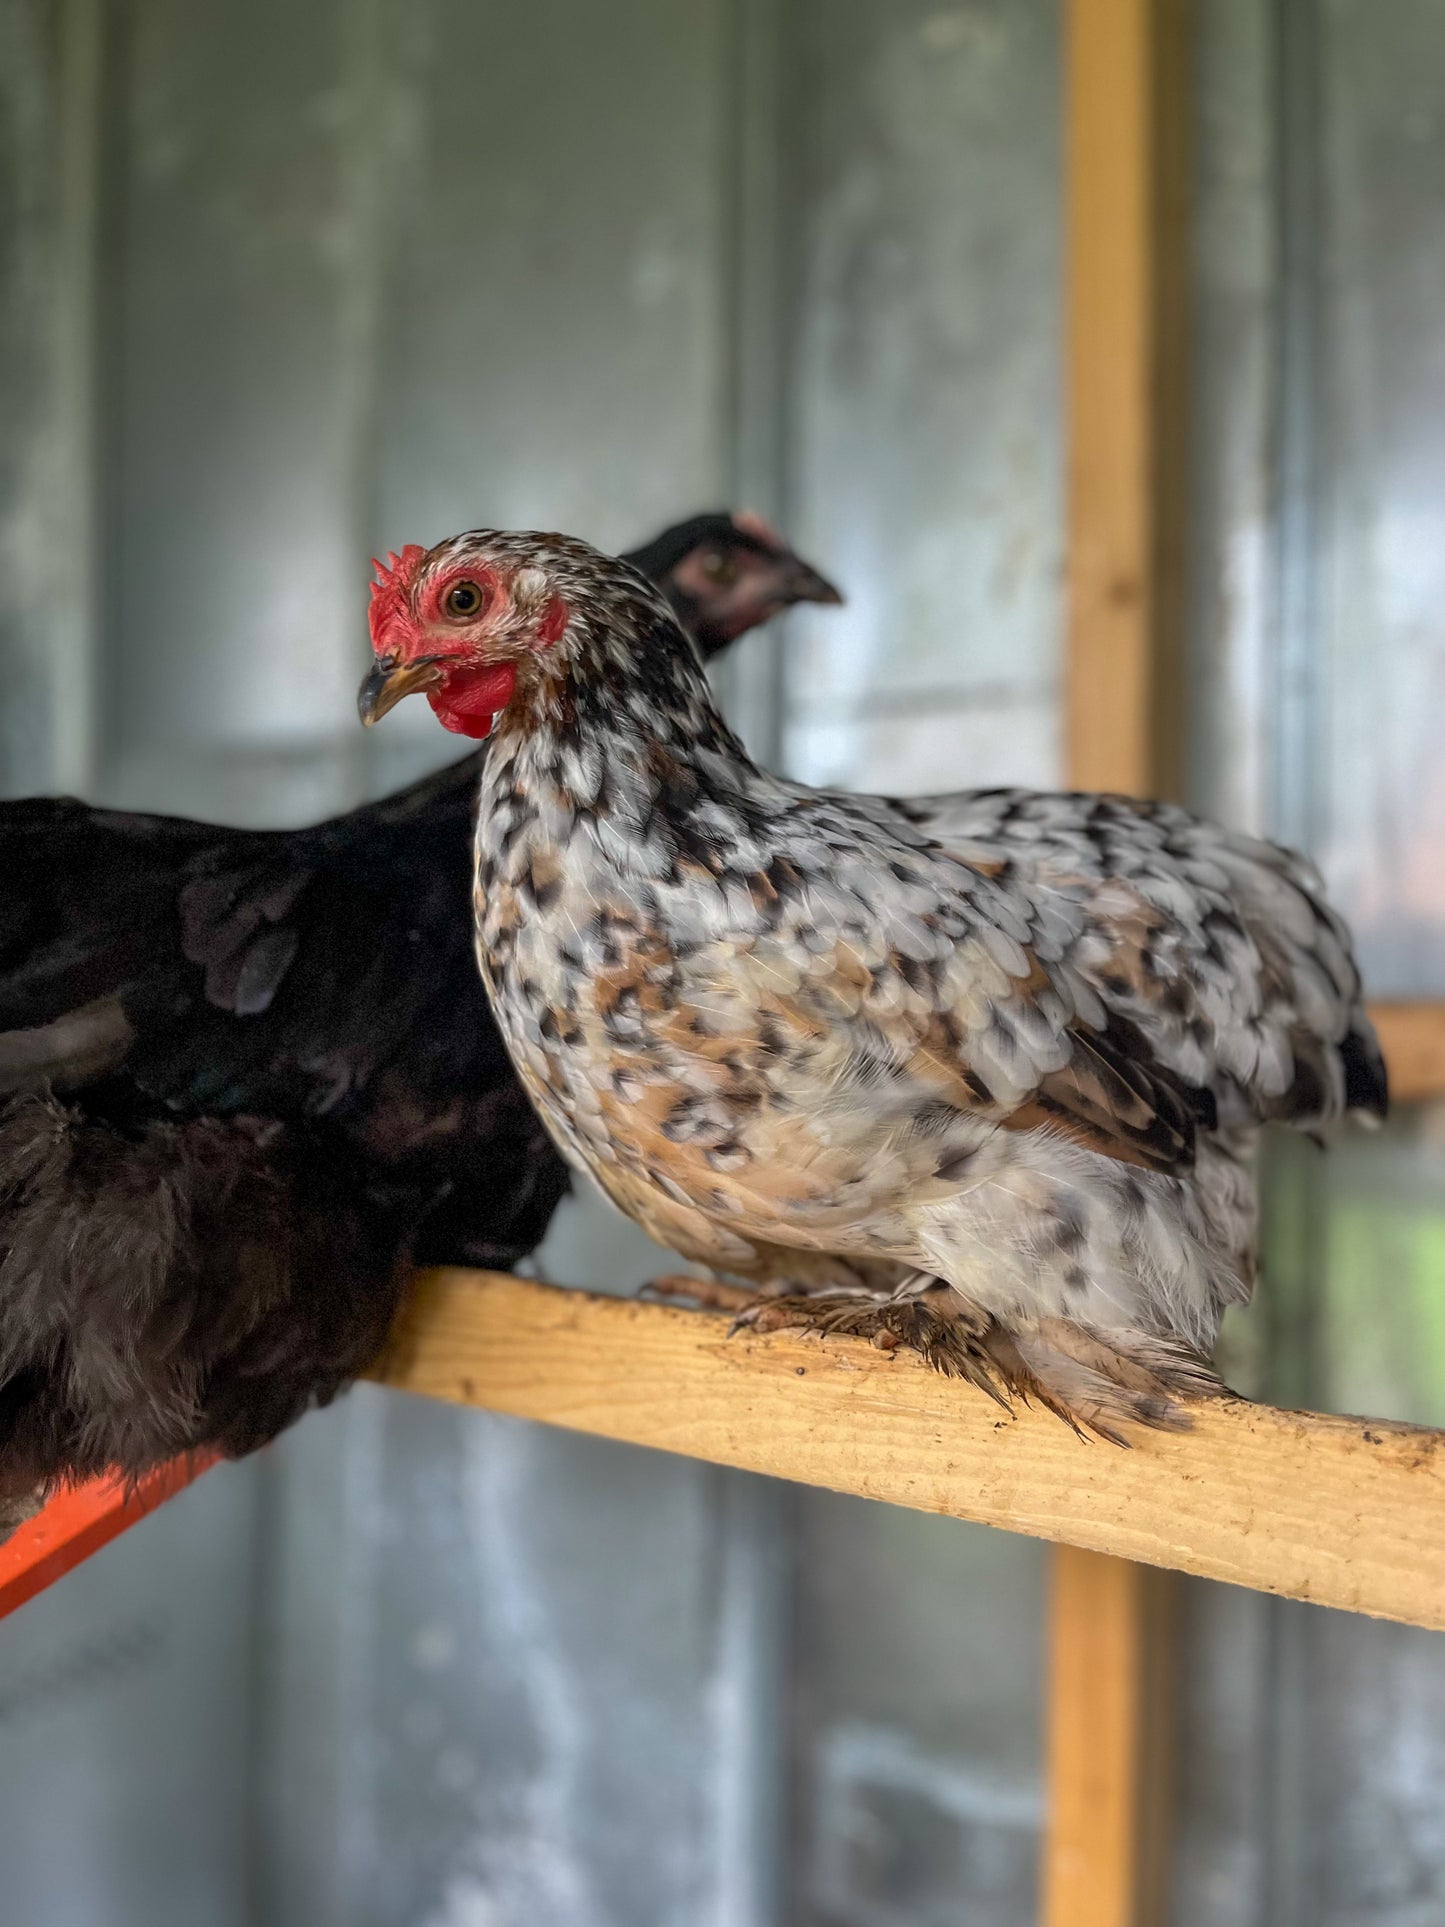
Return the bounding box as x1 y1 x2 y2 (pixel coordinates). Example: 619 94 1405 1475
0 1452 218 1621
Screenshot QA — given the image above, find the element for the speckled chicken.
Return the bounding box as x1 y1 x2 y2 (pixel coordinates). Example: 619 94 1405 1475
0 512 839 1527
362 529 1388 1436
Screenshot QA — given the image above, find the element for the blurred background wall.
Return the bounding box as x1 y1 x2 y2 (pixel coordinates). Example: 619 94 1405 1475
0 1 1443 1923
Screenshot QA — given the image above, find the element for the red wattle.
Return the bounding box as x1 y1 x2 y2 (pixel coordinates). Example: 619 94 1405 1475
427 662 518 739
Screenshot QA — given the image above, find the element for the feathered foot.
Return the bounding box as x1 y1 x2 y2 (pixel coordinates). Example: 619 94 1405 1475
1003 1318 1226 1444
730 1280 1224 1444
645 1269 1224 1441
729 1281 1017 1413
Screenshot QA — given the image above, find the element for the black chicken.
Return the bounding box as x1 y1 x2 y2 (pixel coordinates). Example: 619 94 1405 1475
0 513 840 1524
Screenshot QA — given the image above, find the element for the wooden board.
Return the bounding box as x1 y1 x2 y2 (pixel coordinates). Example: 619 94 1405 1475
1059 0 1192 1913
1042 1550 1176 1927
369 1271 1445 1632
1370 1002 1445 1105
1063 0 1189 803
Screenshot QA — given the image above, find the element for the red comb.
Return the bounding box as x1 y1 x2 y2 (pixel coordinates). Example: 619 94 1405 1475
368 544 427 654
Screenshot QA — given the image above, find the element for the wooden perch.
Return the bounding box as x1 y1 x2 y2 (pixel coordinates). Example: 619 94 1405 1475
1368 1001 1445 1105
370 1269 1445 1633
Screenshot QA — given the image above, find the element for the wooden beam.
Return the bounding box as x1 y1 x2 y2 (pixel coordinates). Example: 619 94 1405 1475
368 1270 1445 1632
1058 0 1192 1917
1042 1553 1176 1927
1045 1564 1176 1902
1369 1001 1445 1105
1063 0 1190 801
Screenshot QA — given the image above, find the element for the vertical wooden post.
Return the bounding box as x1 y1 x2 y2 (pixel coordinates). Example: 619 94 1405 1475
1043 2 1191 1925
1043 1551 1178 1927
1063 0 1190 804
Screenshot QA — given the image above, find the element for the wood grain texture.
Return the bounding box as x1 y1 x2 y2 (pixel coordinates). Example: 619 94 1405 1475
1370 1001 1445 1104
1063 0 1190 801
369 1270 1445 1632
1042 1550 1176 1927
1060 0 1192 1915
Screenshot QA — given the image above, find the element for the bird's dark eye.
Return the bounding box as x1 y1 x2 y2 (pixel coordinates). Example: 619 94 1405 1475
700 549 738 585
443 580 485 619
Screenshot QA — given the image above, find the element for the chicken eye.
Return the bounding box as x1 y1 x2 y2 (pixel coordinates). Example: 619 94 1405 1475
443 581 485 619
699 549 738 585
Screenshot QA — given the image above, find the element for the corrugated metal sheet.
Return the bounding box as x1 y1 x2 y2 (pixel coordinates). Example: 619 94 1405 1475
1177 8 1445 1924
4 1 1444 1922
782 0 1062 798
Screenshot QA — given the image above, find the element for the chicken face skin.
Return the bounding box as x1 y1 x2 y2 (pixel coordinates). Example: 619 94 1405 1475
359 547 555 738
359 518 843 739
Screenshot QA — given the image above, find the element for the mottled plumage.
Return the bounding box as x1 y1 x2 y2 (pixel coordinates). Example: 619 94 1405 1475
365 530 1386 1436
0 513 839 1523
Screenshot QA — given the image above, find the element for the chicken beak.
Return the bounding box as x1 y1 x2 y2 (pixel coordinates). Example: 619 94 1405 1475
357 654 445 727
784 559 844 608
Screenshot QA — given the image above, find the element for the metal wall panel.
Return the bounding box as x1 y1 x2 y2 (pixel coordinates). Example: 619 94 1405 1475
338 1393 755 1927
1185 0 1445 1003
788 1497 1045 1927
1183 0 1278 841
242 2 1064 1919
0 1466 261 1927
99 0 381 826
778 7 1060 1923
1176 8 1445 1923
0 1 74 797
1297 1604 1445 1927
359 0 733 798
0 11 265 1924
782 0 1063 797
29 2 1445 1924
277 4 791 1922
1313 0 1445 996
